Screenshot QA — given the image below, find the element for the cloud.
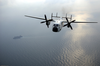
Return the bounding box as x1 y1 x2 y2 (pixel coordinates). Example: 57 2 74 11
0 0 15 6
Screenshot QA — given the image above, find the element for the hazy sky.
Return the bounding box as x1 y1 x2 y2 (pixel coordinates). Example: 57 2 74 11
0 0 100 40
0 0 100 19
0 0 100 34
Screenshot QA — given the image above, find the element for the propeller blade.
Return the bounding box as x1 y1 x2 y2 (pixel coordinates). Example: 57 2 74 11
48 19 53 22
69 25 73 30
47 25 49 28
44 15 47 21
41 21 46 23
70 20 76 23
63 24 68 27
66 17 69 23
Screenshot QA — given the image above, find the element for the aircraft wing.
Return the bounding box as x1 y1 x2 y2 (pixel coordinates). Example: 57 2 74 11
71 22 97 23
25 15 45 20
62 21 67 23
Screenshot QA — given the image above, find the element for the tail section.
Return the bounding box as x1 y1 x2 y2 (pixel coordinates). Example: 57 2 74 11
51 13 60 19
62 14 72 21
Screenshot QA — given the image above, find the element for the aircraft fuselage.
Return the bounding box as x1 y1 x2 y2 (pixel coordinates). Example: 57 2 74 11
52 20 64 32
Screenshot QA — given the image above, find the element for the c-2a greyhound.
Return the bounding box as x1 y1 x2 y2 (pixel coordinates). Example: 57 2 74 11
25 13 97 32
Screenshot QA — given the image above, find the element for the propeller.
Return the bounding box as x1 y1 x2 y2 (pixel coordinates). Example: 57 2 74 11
41 15 53 28
63 17 76 30
63 14 76 30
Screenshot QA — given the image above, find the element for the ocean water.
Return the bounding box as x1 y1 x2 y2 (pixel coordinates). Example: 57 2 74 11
0 25 100 66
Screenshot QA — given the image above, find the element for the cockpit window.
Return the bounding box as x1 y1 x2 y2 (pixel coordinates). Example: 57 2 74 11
53 24 59 26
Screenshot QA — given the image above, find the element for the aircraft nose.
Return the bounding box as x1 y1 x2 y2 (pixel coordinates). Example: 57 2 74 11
53 27 58 32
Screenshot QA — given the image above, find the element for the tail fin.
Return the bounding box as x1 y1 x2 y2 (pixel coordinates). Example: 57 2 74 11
51 13 60 18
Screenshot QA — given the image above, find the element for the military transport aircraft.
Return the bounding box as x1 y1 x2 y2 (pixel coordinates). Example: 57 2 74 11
25 13 97 32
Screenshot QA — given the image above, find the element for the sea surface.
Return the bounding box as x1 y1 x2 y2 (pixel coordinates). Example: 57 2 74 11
0 24 100 66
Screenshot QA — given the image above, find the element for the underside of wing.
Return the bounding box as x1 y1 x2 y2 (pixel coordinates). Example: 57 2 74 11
25 15 45 20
